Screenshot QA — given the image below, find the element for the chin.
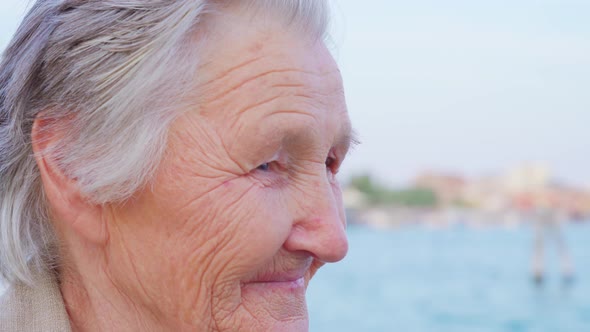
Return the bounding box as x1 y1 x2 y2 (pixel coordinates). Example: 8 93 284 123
219 283 310 332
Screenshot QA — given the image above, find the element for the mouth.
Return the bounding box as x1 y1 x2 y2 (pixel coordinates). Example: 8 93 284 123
244 274 305 290
241 260 313 292
247 271 306 284
242 277 306 294
238 273 310 324
236 260 315 322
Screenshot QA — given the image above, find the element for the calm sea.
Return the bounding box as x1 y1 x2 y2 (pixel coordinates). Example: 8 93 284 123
308 223 590 332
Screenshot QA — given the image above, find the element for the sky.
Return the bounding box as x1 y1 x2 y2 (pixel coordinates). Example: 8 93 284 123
1 0 589 188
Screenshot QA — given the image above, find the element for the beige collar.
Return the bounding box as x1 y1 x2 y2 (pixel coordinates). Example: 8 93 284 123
0 269 72 332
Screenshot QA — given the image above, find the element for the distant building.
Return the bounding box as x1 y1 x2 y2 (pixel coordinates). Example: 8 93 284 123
504 163 551 193
343 164 589 228
414 172 465 206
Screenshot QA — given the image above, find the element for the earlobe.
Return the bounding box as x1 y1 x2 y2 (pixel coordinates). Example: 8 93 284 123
31 115 108 245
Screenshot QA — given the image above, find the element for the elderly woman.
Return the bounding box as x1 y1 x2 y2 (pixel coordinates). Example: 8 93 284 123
0 0 354 331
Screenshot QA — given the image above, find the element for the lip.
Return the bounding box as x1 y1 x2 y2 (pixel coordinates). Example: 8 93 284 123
242 261 312 288
246 271 307 284
241 276 306 296
239 276 308 322
245 276 305 288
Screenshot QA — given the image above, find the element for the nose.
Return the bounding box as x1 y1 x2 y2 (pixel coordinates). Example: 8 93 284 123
283 176 349 263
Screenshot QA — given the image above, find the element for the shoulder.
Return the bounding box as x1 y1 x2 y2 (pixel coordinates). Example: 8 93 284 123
0 271 71 332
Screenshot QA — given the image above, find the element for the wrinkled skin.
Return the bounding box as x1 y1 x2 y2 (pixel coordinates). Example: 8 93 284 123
58 11 352 332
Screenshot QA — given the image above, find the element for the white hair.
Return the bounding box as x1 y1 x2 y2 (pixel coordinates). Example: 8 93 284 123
0 0 329 285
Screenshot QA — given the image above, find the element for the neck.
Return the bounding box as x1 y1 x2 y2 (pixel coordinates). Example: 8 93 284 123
58 243 172 332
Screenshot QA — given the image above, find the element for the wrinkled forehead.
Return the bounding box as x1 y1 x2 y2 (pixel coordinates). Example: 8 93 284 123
176 11 348 158
189 8 344 116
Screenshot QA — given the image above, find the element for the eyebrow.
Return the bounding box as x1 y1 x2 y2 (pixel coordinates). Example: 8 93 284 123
278 121 359 155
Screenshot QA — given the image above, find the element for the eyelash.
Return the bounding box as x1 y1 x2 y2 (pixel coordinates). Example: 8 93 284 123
257 163 271 171
256 154 340 174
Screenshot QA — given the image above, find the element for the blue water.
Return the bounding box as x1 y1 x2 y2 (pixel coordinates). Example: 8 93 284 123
308 223 590 332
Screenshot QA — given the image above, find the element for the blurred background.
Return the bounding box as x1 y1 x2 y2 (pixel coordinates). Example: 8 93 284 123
2 1 589 331
309 1 590 331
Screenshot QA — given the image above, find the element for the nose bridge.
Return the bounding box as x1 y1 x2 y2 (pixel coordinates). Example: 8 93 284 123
313 173 339 216
285 171 348 263
301 169 341 223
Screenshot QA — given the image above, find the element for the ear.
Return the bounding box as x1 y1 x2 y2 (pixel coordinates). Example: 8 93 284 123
31 115 108 245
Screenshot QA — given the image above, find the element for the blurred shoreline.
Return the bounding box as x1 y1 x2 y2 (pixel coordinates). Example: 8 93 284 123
345 206 588 230
344 165 590 230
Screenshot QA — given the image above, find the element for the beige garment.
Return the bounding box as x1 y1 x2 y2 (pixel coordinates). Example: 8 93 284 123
0 269 71 332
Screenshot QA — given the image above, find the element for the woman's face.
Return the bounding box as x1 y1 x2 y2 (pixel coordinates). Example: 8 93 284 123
106 14 352 331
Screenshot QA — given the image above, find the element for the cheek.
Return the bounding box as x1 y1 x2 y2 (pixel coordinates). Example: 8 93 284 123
165 176 291 282
123 174 294 323
211 179 291 259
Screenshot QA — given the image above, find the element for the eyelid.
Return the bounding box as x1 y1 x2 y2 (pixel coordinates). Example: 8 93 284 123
253 150 283 172
268 150 281 162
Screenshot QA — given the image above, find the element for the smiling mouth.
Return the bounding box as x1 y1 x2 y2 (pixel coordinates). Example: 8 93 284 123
242 262 312 291
245 276 305 287
239 276 309 322
241 276 307 297
243 269 308 286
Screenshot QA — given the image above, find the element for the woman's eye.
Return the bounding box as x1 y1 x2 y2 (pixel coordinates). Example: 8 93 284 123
325 156 336 171
325 155 339 182
257 163 271 171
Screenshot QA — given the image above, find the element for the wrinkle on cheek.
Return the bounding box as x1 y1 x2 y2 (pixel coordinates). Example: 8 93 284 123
172 200 253 322
217 188 288 263
178 246 225 324
180 193 287 327
175 179 264 263
222 182 260 210
170 175 243 224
